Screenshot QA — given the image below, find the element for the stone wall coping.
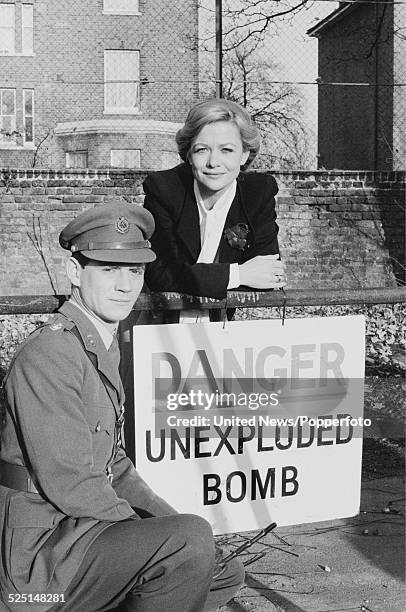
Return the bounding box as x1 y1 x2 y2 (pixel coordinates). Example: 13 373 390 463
0 168 147 180
0 167 404 186
266 170 405 182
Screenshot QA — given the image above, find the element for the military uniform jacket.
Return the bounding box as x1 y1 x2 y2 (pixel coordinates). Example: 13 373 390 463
143 163 280 300
0 302 173 610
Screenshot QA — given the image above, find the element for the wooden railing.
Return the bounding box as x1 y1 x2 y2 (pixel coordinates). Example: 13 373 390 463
0 286 405 315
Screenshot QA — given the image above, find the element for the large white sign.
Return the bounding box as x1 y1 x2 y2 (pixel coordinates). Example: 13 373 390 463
133 316 365 534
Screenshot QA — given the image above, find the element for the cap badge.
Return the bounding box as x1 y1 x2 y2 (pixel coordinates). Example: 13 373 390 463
115 216 130 234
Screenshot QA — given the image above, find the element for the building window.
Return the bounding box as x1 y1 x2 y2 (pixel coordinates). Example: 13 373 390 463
0 89 17 144
0 2 33 55
0 88 34 147
0 4 15 55
22 4 34 54
23 89 34 144
66 151 88 168
104 50 140 114
110 149 141 168
103 1 140 15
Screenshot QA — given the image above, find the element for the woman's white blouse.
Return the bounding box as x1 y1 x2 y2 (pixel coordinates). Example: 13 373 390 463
180 180 240 323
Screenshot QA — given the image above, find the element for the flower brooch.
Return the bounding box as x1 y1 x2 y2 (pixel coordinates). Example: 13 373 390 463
223 223 249 251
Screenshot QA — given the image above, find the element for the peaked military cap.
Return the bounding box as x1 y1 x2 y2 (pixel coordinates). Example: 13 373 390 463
59 200 156 263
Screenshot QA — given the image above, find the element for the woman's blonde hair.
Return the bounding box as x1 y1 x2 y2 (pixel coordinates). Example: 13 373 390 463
176 99 260 168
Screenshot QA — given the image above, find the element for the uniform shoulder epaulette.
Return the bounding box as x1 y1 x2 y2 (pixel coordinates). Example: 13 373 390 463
1 315 67 388
42 315 68 333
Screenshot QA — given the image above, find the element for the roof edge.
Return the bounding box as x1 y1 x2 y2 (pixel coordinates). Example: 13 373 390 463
307 2 361 37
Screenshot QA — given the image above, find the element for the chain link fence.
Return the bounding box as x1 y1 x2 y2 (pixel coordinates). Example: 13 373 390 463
0 0 404 171
198 0 406 171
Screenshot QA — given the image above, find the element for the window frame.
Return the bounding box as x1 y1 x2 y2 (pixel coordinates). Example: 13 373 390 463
0 88 17 146
21 3 34 55
104 49 141 115
0 2 34 56
0 3 15 55
103 0 141 16
110 148 141 168
65 150 89 169
23 89 34 145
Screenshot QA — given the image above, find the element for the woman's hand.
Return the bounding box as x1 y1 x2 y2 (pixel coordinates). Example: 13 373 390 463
239 254 286 289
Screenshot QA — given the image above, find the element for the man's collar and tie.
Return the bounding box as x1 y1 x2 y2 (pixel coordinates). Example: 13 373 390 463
68 297 116 349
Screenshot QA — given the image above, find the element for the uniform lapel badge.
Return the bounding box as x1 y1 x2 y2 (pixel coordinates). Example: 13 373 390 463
86 333 96 347
115 216 130 234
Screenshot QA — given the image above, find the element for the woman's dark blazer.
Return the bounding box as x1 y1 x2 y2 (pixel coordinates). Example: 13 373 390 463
143 163 280 300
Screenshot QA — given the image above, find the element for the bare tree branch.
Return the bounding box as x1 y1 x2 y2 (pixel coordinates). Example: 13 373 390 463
32 129 53 168
27 215 59 294
222 0 311 50
220 37 313 168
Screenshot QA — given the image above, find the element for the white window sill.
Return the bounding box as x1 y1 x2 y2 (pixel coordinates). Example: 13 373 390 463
102 10 141 16
0 143 35 150
103 109 141 115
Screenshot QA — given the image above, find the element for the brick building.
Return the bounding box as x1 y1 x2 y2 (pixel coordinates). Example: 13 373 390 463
0 0 199 169
308 0 406 171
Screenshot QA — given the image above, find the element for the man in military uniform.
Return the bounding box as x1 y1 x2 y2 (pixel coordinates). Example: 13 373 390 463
0 201 244 611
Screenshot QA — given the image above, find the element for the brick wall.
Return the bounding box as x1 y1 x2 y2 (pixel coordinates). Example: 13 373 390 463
0 0 198 168
275 170 404 289
0 168 404 295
